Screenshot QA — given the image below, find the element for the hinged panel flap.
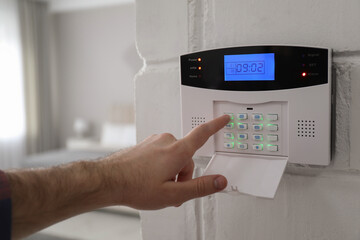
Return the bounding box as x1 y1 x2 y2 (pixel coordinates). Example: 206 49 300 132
203 153 288 198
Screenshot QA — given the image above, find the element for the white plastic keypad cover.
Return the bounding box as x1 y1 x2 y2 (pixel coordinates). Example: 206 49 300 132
214 101 288 157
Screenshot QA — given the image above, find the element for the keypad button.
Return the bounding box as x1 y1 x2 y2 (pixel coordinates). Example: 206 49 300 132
267 124 278 131
237 113 248 120
224 132 234 139
252 124 263 131
253 144 263 151
237 123 248 130
267 145 278 152
225 123 234 129
224 142 234 149
238 143 248 150
267 134 278 142
267 114 278 121
225 113 234 120
252 113 263 121
253 134 263 141
237 133 248 140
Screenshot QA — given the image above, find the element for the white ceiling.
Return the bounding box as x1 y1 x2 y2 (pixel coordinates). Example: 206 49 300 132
48 0 135 13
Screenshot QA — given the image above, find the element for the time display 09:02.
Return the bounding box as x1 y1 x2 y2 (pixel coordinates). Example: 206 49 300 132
224 53 274 81
233 61 265 74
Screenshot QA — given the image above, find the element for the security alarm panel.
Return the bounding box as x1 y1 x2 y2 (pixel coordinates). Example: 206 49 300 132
180 45 332 165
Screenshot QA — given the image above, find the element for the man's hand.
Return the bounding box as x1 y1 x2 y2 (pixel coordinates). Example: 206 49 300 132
6 115 230 238
103 114 230 209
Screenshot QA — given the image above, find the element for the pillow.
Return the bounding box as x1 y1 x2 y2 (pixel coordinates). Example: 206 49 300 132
100 122 136 148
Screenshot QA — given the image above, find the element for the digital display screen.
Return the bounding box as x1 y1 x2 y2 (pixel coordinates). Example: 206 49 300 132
224 53 275 81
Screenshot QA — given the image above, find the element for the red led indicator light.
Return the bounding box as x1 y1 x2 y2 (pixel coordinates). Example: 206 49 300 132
302 72 307 77
198 66 202 70
198 58 202 62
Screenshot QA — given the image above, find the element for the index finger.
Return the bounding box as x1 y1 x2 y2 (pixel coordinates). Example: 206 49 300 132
179 115 230 154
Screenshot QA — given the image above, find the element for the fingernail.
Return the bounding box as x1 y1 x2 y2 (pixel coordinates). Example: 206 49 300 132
214 176 227 190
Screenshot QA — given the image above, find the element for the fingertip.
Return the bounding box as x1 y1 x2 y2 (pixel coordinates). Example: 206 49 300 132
222 114 231 122
214 175 227 190
218 115 231 127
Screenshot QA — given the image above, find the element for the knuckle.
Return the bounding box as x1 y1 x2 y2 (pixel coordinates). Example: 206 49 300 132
159 133 176 141
196 179 207 196
143 134 157 142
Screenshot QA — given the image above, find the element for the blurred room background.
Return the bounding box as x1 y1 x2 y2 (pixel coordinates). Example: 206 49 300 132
0 0 142 239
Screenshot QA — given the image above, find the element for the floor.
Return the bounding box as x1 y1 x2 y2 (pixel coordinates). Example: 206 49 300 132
25 210 142 240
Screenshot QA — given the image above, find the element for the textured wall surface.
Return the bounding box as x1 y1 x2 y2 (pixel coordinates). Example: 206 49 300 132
135 0 360 239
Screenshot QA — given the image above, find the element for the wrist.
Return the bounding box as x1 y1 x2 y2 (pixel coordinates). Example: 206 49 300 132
72 160 115 208
96 153 128 206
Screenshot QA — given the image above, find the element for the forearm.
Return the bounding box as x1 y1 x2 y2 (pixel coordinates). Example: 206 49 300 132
6 160 120 239
2 115 230 239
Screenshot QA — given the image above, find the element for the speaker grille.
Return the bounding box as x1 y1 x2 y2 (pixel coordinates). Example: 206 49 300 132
191 117 206 128
297 120 316 138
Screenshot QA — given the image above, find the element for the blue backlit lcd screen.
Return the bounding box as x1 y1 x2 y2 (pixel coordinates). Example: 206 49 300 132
224 53 275 81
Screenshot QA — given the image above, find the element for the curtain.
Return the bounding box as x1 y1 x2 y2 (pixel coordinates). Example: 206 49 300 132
19 0 58 155
0 0 58 169
0 0 26 169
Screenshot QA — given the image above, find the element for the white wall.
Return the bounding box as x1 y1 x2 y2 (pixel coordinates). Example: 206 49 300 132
54 3 142 146
135 0 360 239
